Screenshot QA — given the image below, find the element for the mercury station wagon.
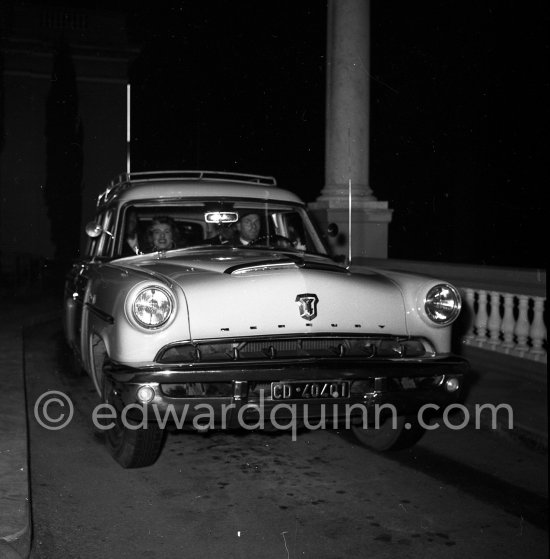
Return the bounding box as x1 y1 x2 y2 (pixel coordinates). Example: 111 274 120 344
64 171 468 468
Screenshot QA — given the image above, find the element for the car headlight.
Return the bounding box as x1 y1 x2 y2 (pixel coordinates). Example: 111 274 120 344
424 284 461 325
132 286 173 328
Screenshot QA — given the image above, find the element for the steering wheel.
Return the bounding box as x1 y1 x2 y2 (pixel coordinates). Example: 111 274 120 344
250 234 293 248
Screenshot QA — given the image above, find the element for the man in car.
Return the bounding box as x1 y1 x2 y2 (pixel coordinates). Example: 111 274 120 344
235 212 261 245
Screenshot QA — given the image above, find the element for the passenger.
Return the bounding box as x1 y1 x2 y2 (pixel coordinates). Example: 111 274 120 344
121 208 142 256
147 216 178 251
235 212 261 245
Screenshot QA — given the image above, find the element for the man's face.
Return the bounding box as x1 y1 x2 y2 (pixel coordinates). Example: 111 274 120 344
151 223 173 249
238 214 260 242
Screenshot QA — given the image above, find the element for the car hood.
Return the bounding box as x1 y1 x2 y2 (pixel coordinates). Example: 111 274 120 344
124 248 408 339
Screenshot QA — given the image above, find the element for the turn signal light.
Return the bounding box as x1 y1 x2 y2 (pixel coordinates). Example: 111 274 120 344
137 385 155 403
445 377 460 392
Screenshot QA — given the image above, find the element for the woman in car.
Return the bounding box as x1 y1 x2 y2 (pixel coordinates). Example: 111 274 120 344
147 216 179 251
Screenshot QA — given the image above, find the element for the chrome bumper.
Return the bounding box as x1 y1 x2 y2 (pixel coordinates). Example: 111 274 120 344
104 355 469 427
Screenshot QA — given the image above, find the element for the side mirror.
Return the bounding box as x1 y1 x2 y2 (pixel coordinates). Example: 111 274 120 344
85 221 103 238
327 223 339 238
85 221 114 239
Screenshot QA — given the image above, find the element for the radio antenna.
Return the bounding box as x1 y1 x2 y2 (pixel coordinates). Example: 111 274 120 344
126 83 131 175
346 127 352 269
347 178 352 269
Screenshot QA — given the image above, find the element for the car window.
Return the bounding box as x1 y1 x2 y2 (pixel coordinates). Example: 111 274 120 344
95 210 114 257
114 201 327 256
85 210 113 258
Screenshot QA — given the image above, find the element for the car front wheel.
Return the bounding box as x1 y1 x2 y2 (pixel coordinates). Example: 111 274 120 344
102 378 164 468
351 415 425 451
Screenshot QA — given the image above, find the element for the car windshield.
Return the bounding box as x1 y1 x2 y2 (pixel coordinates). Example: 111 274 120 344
115 201 328 257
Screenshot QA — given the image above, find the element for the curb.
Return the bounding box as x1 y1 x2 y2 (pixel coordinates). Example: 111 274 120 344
460 345 547 386
0 522 31 559
0 305 61 559
466 403 548 453
461 345 547 452
0 329 31 559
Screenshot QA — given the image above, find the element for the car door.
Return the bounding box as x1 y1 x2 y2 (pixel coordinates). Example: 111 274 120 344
63 209 114 358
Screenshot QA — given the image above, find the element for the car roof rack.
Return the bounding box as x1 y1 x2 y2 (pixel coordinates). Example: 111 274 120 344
97 170 277 206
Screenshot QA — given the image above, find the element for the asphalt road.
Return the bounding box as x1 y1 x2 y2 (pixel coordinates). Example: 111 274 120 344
24 322 548 559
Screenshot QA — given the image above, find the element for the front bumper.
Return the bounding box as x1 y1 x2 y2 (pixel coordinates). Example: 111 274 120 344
103 355 469 428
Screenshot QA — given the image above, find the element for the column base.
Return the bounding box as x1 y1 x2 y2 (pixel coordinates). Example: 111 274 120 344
308 199 393 259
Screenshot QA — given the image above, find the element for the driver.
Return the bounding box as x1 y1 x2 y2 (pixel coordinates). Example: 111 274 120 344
235 212 261 245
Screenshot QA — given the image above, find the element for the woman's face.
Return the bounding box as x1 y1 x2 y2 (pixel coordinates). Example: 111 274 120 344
150 222 173 250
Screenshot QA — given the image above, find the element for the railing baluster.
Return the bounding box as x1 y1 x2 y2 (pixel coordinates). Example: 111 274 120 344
501 293 515 350
475 290 488 346
459 287 545 363
487 291 502 347
463 288 476 342
529 296 547 357
514 295 530 355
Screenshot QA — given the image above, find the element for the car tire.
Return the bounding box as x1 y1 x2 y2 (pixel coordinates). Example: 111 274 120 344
351 415 425 451
102 378 165 468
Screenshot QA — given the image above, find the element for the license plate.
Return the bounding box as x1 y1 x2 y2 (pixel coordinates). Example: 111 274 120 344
271 380 350 400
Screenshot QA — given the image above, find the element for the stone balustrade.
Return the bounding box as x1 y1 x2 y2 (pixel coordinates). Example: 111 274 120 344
461 288 546 362
352 258 547 365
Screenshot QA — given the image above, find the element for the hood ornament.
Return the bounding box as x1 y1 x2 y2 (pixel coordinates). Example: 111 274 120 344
295 293 319 321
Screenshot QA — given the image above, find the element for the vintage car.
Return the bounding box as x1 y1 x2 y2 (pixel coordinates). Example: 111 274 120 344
64 170 468 468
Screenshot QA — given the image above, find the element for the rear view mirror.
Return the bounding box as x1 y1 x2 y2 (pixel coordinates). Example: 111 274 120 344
204 211 239 224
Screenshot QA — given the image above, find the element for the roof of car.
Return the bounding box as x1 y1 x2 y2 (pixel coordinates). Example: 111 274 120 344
97 171 304 208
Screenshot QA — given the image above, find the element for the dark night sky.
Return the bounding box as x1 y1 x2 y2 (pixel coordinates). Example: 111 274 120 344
128 1 326 192
31 1 550 268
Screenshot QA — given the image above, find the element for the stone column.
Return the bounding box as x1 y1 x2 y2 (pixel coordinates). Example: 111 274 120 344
308 0 392 259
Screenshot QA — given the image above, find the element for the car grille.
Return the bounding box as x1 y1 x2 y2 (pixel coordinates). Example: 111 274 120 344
156 335 433 364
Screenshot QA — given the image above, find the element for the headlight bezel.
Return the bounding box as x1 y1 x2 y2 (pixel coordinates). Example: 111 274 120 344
126 283 176 331
422 283 462 326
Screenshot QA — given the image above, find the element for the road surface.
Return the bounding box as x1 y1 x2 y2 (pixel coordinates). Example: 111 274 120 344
25 322 548 558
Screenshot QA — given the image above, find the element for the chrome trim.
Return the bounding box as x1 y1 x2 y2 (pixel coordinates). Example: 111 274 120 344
233 381 249 400
225 256 348 275
155 335 435 364
98 170 277 206
85 303 114 324
229 261 298 275
295 293 319 321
